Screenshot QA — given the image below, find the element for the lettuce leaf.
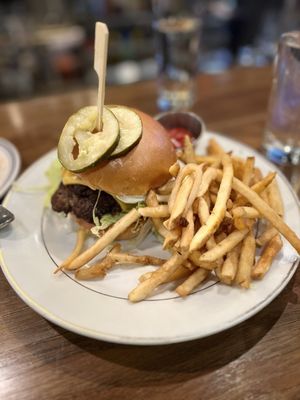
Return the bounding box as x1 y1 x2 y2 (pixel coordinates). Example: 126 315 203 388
91 211 126 236
44 158 62 207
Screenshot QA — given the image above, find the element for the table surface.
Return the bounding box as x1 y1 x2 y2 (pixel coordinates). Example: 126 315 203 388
1 67 300 400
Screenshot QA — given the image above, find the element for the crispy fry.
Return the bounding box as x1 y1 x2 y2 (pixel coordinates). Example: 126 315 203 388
183 164 204 215
156 194 170 203
75 243 121 280
146 190 169 238
197 167 218 197
183 135 196 163
256 226 278 247
267 178 284 217
167 174 194 229
190 154 233 252
227 175 300 253
232 206 260 219
235 230 256 288
252 167 263 184
207 138 225 155
180 208 194 252
198 228 249 262
68 208 140 269
242 157 255 186
220 244 240 284
139 264 193 283
138 205 169 218
233 172 276 207
169 162 180 177
163 227 181 249
129 252 187 302
195 155 221 166
54 228 88 273
109 253 165 266
168 163 198 211
157 179 175 195
252 234 283 279
176 268 209 297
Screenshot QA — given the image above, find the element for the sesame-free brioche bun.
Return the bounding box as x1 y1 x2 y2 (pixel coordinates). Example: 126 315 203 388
79 109 176 196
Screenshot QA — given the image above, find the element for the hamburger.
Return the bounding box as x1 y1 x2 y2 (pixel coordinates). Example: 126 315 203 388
51 106 176 239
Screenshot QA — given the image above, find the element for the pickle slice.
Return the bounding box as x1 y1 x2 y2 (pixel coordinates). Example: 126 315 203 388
58 106 119 172
108 106 142 158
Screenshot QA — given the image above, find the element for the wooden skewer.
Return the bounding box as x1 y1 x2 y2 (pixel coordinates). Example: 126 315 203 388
94 22 109 131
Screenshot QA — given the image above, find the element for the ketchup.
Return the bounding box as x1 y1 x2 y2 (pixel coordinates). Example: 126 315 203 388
167 127 193 148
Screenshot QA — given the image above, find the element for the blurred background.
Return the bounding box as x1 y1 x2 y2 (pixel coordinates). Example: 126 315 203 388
0 0 299 102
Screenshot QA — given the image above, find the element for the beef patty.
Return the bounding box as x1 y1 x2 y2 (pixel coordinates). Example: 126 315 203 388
51 183 121 224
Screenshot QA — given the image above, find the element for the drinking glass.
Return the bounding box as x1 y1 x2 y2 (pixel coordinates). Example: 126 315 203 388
152 0 201 111
263 31 300 166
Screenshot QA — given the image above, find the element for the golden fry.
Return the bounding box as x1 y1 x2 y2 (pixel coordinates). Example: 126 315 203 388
197 167 218 197
176 268 209 297
252 234 283 279
235 230 256 288
267 178 284 217
146 190 169 238
183 135 196 163
190 154 233 252
55 227 88 273
198 228 249 263
207 138 225 155
138 205 169 218
129 252 186 302
68 208 140 269
220 244 240 284
180 208 194 252
256 226 278 247
169 162 180 177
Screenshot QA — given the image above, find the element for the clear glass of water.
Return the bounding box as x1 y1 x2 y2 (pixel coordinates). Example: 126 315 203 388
152 0 201 111
264 31 300 166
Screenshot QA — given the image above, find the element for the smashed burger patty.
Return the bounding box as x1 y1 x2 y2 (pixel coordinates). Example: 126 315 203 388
51 183 121 224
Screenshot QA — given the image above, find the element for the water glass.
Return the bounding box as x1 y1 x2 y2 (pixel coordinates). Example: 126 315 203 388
264 31 300 166
152 0 201 111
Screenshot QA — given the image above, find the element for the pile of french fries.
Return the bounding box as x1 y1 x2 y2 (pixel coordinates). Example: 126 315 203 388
56 136 300 303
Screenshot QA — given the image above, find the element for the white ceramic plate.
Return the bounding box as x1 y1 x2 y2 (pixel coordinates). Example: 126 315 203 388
0 132 299 345
0 138 21 198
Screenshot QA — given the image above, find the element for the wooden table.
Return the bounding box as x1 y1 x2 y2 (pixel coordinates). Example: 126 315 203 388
1 67 300 400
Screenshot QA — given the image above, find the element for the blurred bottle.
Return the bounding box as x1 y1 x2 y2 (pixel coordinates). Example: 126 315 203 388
152 0 201 111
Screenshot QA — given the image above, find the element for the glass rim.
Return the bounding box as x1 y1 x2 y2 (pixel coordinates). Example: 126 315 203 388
281 31 300 49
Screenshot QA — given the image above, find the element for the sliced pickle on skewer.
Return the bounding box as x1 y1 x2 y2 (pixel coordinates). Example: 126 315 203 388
58 106 119 172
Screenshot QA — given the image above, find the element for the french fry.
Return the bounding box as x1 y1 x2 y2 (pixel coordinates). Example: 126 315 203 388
138 205 169 218
190 154 233 252
207 138 225 155
233 172 276 207
266 178 284 217
163 227 181 249
195 155 221 167
242 157 255 186
169 162 180 177
157 179 175 195
75 243 121 280
128 252 186 302
176 268 209 297
228 175 300 253
166 174 194 229
232 206 260 219
156 194 170 203
183 135 196 163
256 226 278 247
146 190 169 238
109 253 165 266
139 264 193 283
197 167 218 197
180 208 194 252
220 244 240 284
235 230 256 288
54 227 88 273
198 228 249 263
252 167 263 184
68 208 140 269
252 234 283 279
168 163 198 211
183 164 204 215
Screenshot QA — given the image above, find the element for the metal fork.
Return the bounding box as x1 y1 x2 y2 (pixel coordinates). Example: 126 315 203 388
0 205 14 229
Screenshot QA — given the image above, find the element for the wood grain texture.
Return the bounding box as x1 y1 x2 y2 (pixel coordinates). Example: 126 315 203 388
1 66 300 400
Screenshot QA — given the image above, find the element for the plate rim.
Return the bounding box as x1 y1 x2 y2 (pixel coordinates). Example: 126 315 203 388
1 132 299 345
0 138 21 198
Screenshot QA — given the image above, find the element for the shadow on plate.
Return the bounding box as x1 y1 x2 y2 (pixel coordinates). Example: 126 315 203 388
48 274 298 386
